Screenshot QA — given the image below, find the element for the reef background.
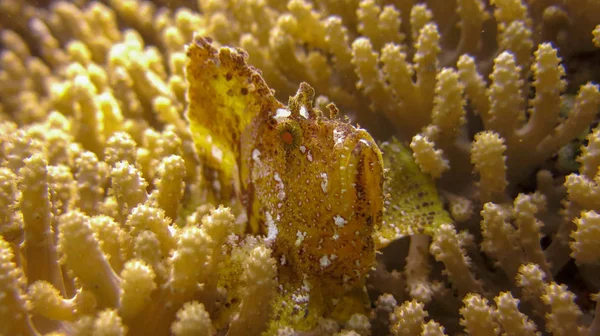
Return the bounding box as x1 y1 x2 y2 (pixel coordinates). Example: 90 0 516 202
1 0 600 335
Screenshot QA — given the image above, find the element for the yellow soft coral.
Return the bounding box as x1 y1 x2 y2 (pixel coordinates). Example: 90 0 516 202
461 43 600 182
0 236 36 336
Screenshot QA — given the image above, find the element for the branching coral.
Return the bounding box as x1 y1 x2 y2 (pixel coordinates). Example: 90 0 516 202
0 129 277 334
1 0 600 335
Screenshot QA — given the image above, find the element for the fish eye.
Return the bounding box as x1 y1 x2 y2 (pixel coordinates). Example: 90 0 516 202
277 120 302 148
280 130 294 145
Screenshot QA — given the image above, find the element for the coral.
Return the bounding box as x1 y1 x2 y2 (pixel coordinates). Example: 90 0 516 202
0 0 600 335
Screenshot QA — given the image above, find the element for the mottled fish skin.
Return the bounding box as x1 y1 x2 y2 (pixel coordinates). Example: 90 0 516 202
186 36 284 203
186 36 384 290
242 83 384 290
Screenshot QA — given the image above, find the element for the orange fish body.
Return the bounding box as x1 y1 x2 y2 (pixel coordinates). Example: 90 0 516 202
186 38 384 331
186 37 384 290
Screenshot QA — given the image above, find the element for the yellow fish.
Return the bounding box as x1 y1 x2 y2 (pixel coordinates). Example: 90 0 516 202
186 37 384 293
186 36 453 333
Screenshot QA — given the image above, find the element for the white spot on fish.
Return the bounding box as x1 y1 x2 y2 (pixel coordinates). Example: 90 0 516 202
299 106 308 118
295 230 307 246
265 211 278 243
359 139 371 146
273 172 285 200
334 215 347 228
333 128 345 145
211 145 223 162
274 109 292 122
320 255 331 268
252 148 261 163
320 172 328 194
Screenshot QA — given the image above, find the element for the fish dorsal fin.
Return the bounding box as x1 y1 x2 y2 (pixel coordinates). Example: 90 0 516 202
186 36 283 200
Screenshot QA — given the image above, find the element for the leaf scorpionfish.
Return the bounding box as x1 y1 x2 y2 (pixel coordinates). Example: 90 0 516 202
185 33 457 332
186 35 384 285
185 36 384 326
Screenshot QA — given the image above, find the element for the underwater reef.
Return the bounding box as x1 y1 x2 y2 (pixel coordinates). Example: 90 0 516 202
1 0 600 335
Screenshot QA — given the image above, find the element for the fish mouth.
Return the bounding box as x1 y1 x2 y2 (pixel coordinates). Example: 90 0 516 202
335 127 384 200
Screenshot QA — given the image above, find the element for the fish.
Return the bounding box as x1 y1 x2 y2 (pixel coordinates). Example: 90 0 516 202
186 36 384 292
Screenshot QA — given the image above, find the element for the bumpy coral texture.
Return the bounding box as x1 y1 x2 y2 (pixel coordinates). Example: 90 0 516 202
0 0 600 335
